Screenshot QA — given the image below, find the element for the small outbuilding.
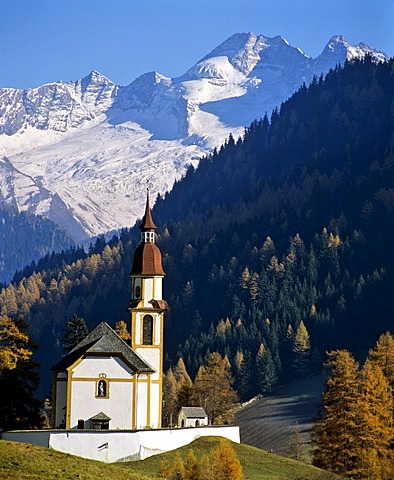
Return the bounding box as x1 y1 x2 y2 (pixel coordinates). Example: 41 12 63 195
178 407 208 428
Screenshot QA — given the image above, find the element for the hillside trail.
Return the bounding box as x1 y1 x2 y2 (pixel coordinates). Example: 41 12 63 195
234 374 325 456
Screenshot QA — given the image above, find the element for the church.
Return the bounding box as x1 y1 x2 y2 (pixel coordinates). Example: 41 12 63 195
51 191 166 430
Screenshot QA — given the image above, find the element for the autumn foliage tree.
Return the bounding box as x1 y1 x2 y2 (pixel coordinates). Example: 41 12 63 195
0 317 42 430
0 315 32 371
115 320 130 340
354 359 393 479
312 350 360 476
313 343 394 479
158 440 243 480
193 352 238 425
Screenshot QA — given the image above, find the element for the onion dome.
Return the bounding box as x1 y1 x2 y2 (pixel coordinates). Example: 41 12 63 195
130 189 165 276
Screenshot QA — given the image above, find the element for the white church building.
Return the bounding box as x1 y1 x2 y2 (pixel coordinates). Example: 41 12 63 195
52 191 166 431
1 191 240 461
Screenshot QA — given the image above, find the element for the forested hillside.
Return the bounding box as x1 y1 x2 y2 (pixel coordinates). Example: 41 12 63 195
0 205 76 284
1 57 393 398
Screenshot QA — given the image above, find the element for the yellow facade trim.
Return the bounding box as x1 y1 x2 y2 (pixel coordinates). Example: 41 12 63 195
65 371 72 429
146 373 151 427
132 374 137 430
71 376 133 382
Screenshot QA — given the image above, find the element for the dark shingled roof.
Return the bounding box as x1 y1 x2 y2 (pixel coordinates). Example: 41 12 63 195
52 322 154 373
179 407 208 418
91 411 111 421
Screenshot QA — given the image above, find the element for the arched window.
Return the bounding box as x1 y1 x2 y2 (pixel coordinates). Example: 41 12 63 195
142 315 153 345
135 285 141 299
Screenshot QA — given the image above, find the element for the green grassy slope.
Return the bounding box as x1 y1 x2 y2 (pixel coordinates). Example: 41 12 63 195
0 441 148 480
0 437 341 480
118 436 342 480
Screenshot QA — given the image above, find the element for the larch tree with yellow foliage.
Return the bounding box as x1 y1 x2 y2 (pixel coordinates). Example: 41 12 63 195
0 317 42 430
354 359 393 480
368 331 394 389
193 352 238 425
0 315 32 371
312 350 360 477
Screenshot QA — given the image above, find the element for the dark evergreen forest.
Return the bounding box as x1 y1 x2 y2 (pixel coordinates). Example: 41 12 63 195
2 57 393 399
0 205 76 284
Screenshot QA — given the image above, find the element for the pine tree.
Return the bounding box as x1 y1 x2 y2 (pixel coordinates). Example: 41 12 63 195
256 344 278 394
63 314 89 351
312 350 360 476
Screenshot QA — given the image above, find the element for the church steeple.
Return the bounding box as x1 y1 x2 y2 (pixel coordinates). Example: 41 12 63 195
130 189 165 276
129 188 166 428
139 189 157 234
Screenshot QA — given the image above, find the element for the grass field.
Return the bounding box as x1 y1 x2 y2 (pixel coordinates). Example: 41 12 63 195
0 440 148 480
0 436 341 480
118 436 342 479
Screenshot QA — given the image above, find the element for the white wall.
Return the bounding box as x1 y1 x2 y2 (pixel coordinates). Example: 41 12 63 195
67 356 134 429
1 426 240 463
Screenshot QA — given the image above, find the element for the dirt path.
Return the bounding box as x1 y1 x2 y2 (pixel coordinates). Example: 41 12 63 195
234 375 325 456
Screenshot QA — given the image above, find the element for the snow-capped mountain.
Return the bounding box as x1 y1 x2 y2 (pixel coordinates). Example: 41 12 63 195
0 33 388 241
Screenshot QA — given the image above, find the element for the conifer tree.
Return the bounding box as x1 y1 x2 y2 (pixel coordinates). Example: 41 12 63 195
0 315 32 370
354 359 393 479
368 331 394 388
0 317 42 430
115 320 130 341
158 459 171 478
162 368 178 426
292 320 311 378
184 449 199 480
312 350 359 476
256 344 278 394
174 357 193 410
193 352 238 425
211 438 243 480
63 314 89 351
289 422 307 462
170 453 185 480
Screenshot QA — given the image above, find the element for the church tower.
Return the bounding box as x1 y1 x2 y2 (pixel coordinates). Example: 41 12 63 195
129 189 166 428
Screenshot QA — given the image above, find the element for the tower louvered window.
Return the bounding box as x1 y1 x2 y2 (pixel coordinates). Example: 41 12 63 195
143 315 153 345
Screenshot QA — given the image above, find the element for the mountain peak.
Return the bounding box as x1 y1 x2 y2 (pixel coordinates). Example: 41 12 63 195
327 35 349 46
81 70 114 86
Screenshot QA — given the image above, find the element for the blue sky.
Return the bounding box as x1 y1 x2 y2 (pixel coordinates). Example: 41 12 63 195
1 0 393 89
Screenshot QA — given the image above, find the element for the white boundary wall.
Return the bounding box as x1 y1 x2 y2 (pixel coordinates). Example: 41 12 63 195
1 426 240 463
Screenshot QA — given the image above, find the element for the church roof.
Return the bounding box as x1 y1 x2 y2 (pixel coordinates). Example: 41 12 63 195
179 407 208 418
130 242 165 276
52 322 154 373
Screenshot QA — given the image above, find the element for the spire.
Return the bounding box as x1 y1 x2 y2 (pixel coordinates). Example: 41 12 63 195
130 188 165 276
139 188 157 232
